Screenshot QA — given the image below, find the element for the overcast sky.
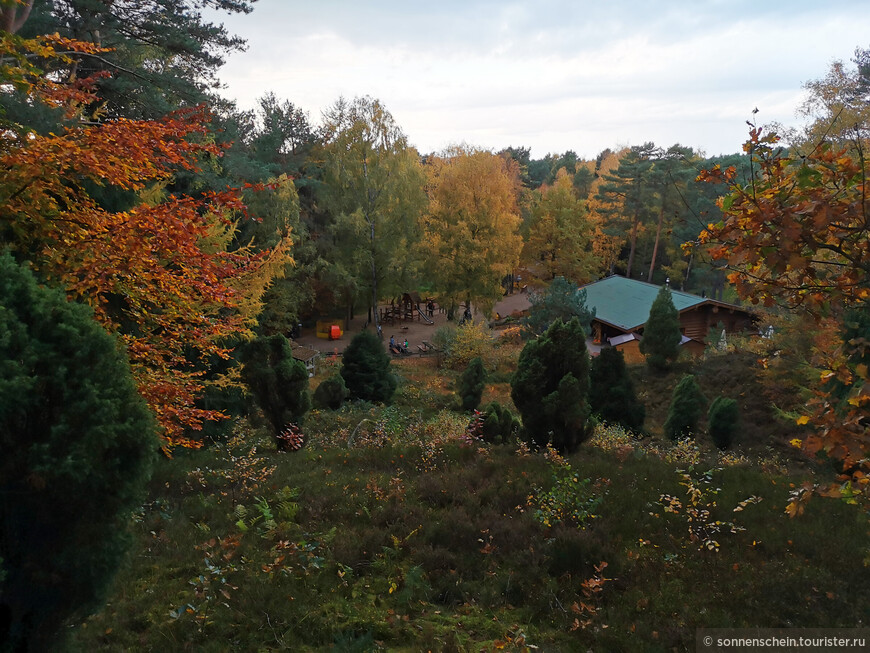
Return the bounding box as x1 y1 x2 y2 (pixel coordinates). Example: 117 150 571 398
208 0 870 159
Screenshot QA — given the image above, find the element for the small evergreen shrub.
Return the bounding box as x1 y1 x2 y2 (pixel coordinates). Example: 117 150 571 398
589 347 645 432
241 334 312 440
640 285 682 370
708 396 740 449
663 374 707 440
511 317 592 453
457 356 487 410
480 401 521 444
313 373 349 410
341 330 397 403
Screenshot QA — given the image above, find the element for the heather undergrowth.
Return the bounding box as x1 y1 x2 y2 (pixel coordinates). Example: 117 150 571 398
67 359 869 652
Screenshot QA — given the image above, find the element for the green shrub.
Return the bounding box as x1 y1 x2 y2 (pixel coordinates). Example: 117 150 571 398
708 396 740 449
480 401 521 444
639 285 681 370
313 373 349 410
241 334 311 440
341 330 397 403
457 356 487 410
444 320 494 369
530 463 602 529
511 317 592 453
663 374 707 440
589 347 645 432
0 252 157 651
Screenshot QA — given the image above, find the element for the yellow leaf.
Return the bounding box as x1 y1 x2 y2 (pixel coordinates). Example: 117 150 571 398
789 438 803 448
796 416 810 425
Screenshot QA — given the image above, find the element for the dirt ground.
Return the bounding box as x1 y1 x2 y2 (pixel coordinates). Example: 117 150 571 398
293 292 532 355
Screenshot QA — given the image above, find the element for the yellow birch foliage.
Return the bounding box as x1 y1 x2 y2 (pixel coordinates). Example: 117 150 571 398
423 146 523 316
523 168 600 284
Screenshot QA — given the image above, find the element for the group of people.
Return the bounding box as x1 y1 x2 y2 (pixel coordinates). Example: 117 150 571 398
388 334 410 355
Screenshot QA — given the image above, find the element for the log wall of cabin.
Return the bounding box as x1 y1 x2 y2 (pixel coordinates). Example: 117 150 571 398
679 305 754 342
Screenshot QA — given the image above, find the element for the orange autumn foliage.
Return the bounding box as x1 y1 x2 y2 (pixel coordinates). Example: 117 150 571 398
1 34 281 449
694 126 869 511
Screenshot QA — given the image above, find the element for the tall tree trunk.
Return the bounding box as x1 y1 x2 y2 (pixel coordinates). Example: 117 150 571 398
1 0 34 34
370 223 381 337
626 210 639 279
648 205 665 281
683 251 694 290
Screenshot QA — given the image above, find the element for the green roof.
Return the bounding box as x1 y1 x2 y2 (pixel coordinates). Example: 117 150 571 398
580 276 706 332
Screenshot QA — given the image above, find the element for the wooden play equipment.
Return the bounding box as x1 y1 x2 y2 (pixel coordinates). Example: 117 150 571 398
378 292 436 325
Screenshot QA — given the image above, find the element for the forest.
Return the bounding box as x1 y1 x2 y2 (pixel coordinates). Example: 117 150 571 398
1 1 868 651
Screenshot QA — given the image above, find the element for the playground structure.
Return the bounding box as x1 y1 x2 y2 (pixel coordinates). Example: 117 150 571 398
379 292 436 326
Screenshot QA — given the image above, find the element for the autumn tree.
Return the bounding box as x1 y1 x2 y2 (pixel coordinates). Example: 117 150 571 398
423 146 524 317
0 1 33 34
584 148 624 275
237 175 321 336
523 168 599 283
320 96 427 329
0 252 157 652
794 46 870 150
0 33 290 448
696 63 870 504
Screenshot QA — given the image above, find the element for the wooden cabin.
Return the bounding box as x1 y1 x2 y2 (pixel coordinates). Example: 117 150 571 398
580 276 756 359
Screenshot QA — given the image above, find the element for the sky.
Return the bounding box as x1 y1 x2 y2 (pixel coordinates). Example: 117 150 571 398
207 0 870 159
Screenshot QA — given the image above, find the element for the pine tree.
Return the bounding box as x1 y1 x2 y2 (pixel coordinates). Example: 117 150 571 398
664 374 707 439
589 347 646 432
511 317 592 453
522 276 596 338
640 285 682 370
0 252 157 651
594 143 657 278
241 334 312 443
340 330 397 403
457 356 487 410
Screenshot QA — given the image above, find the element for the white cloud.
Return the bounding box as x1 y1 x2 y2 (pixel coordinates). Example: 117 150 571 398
210 0 870 158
